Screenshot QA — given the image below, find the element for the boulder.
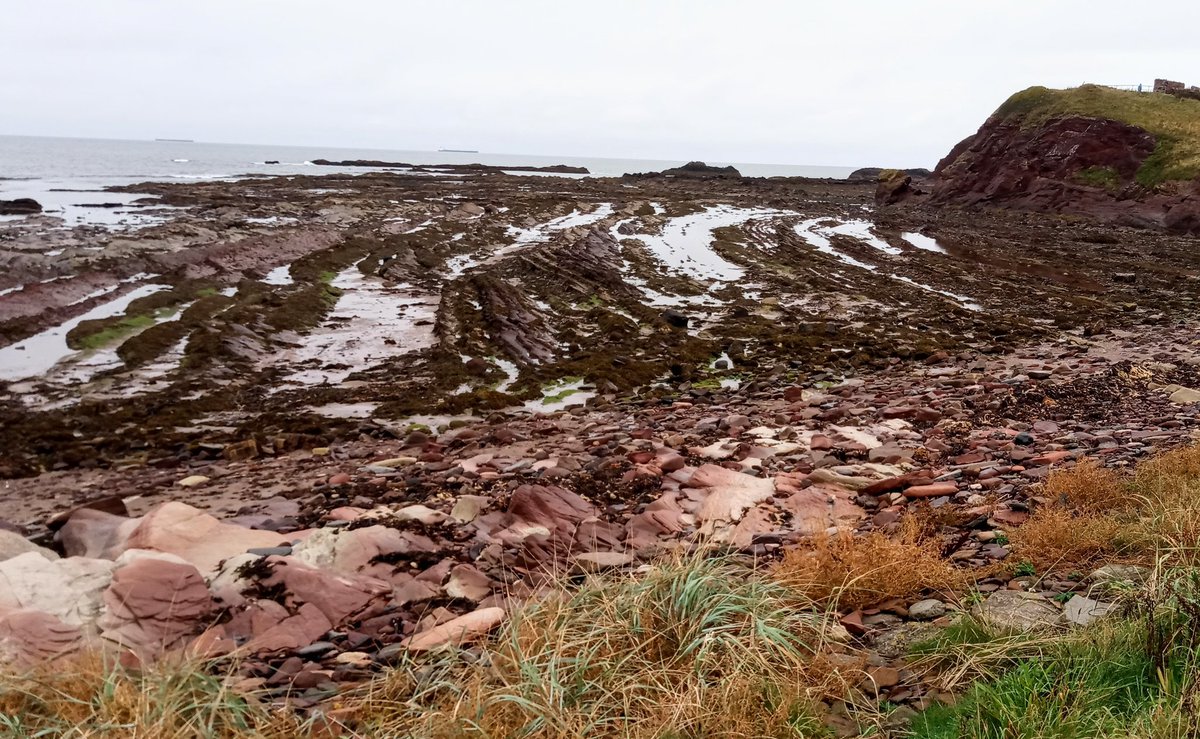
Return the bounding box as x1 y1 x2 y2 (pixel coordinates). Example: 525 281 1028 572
1063 595 1116 627
253 556 391 627
57 508 139 558
0 198 42 216
976 590 1062 632
98 557 214 652
119 502 288 575
290 525 437 575
0 529 58 562
661 310 691 329
0 610 82 665
444 564 494 602
875 170 915 206
0 552 116 629
908 598 948 621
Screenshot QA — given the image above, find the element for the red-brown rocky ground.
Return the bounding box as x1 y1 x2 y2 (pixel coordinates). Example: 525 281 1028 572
1 167 1199 722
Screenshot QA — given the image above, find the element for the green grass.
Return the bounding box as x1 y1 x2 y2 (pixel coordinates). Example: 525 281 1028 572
995 84 1200 186
75 305 182 350
910 620 1193 739
909 561 1200 739
1075 165 1121 190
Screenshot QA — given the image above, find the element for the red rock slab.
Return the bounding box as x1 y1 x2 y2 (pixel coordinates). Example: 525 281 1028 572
1029 451 1075 466
625 492 684 550
904 482 959 498
401 606 505 652
690 464 775 536
0 609 82 665
860 472 931 496
507 485 598 531
245 602 333 655
778 484 865 535
99 557 214 652
259 556 391 627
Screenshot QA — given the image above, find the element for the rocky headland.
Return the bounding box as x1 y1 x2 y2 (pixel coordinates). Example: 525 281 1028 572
928 84 1200 234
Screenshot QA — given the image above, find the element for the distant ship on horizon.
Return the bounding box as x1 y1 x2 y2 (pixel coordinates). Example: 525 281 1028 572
438 148 478 153
155 138 194 143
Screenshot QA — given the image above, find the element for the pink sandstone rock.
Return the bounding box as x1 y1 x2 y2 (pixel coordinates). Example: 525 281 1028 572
689 464 775 536
98 557 214 652
0 610 82 665
120 502 288 575
401 606 505 651
904 482 959 498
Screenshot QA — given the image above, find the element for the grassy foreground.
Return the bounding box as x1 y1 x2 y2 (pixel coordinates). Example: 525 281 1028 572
995 84 1200 186
2 446 1199 738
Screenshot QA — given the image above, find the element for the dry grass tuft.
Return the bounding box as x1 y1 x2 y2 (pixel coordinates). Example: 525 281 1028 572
1008 506 1135 571
0 651 298 738
1043 458 1127 514
1129 445 1200 565
329 556 854 738
1010 446 1200 571
773 516 966 610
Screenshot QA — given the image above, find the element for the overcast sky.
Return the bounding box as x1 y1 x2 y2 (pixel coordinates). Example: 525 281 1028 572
2 1 1196 168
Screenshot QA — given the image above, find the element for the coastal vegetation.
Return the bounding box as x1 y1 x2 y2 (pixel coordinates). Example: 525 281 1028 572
2 445 1199 737
996 84 1200 186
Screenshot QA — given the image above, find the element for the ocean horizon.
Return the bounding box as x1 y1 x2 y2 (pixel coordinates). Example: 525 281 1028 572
0 134 858 184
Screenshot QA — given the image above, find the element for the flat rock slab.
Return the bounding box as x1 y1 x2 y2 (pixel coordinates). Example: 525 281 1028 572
1064 594 1116 627
976 590 1062 632
401 606 505 651
1169 387 1200 404
121 502 288 576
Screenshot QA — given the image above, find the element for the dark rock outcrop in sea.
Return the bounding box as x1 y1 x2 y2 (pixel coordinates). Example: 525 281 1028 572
0 199 43 216
848 167 931 183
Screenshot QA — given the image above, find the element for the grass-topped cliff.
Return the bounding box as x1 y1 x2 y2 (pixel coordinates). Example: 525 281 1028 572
996 84 1200 186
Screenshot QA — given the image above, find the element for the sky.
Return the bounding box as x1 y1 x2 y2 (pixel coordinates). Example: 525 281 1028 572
2 1 1197 168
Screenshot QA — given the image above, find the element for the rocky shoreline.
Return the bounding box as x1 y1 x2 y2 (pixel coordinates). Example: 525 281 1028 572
1 161 1199 726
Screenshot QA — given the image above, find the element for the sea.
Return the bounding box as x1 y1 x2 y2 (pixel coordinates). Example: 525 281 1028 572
0 135 855 226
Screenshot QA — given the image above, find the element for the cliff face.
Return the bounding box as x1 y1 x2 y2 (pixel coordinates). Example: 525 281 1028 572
930 87 1200 234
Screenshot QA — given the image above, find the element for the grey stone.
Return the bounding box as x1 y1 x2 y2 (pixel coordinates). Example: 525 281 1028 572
872 622 942 658
0 530 58 562
908 598 948 621
1063 595 1116 627
976 590 1062 632
247 546 293 557
1169 387 1200 405
296 641 337 658
1088 564 1149 590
